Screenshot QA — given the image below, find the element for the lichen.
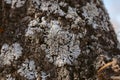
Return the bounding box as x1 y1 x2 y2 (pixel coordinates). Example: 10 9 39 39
82 2 99 29
17 59 38 79
36 0 66 16
46 27 81 67
4 0 12 4
26 18 81 67
4 0 26 9
6 74 15 80
41 71 50 80
82 2 99 23
66 6 78 19
82 2 111 31
59 1 67 7
25 19 42 40
0 42 23 65
48 20 62 39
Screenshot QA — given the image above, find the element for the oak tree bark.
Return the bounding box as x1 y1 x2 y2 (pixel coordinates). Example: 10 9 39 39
0 0 120 80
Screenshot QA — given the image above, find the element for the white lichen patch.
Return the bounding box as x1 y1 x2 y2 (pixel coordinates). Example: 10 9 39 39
92 22 98 29
46 28 81 67
38 1 66 16
6 74 15 80
25 19 42 40
41 71 50 80
65 6 83 25
66 6 78 20
4 0 12 4
91 35 98 40
40 17 48 26
17 59 38 80
33 0 82 27
48 20 62 39
0 42 23 65
28 19 39 27
82 2 99 25
59 1 67 7
82 2 99 18
12 0 26 8
25 26 42 39
4 0 26 8
24 0 82 67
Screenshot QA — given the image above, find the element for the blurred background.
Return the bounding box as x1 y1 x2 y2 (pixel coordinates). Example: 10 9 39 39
103 0 120 42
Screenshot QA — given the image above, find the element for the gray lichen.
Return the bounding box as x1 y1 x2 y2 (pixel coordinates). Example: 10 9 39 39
41 71 50 80
0 42 23 65
17 59 38 79
1 0 119 79
46 24 81 67
4 0 26 8
25 18 42 40
82 2 99 28
39 0 66 16
6 74 15 80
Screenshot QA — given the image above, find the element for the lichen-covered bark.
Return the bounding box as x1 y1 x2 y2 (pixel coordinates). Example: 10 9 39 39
0 0 120 80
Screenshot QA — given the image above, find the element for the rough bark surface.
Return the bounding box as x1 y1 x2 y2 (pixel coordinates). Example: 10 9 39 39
0 0 120 80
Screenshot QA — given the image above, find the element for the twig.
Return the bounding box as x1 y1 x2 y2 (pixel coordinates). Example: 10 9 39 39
97 58 117 73
111 76 120 80
97 61 114 73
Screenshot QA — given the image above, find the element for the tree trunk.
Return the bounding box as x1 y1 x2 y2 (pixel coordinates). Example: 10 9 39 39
0 0 120 80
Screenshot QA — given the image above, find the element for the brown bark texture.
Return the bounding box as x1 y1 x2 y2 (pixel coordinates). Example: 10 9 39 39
0 0 120 80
